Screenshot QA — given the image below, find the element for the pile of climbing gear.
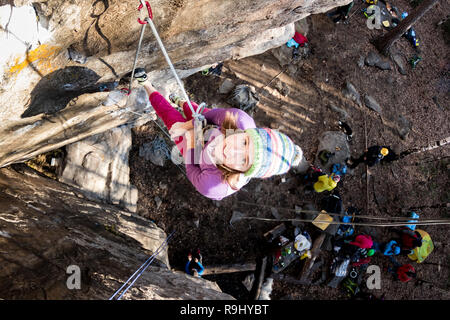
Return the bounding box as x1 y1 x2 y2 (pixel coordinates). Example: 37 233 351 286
202 62 224 76
139 135 172 167
227 84 260 116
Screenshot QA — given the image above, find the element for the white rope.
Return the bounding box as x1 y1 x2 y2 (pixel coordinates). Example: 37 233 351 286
139 0 202 120
128 22 148 93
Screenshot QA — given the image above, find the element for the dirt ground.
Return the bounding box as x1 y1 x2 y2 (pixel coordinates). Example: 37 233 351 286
129 0 450 300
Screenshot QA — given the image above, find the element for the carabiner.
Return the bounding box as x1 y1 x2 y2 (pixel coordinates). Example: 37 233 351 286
138 1 153 24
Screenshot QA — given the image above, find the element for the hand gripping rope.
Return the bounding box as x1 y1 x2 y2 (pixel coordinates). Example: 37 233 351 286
128 0 206 162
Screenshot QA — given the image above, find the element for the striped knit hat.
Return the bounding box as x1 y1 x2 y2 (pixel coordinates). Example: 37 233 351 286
244 128 302 179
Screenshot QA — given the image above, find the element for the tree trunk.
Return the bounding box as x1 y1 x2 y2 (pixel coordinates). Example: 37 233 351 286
375 0 440 55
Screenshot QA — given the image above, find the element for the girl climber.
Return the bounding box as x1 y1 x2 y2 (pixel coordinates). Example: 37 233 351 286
123 68 303 200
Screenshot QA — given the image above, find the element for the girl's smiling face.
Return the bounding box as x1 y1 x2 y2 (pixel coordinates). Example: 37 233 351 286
213 131 254 172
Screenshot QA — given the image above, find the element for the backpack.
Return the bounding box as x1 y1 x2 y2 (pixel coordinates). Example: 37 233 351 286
227 85 260 116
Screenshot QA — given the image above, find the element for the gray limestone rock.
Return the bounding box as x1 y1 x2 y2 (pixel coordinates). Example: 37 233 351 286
328 104 349 119
274 78 290 96
358 55 365 68
242 274 255 292
230 211 246 225
391 53 407 75
271 207 281 219
0 166 234 300
365 51 392 70
315 131 351 174
294 17 309 36
365 51 382 67
364 95 382 114
271 43 295 68
154 196 162 209
342 81 361 106
397 115 412 140
59 126 138 212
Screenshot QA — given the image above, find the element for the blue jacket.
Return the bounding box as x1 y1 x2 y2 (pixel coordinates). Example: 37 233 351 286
383 240 400 256
185 260 205 276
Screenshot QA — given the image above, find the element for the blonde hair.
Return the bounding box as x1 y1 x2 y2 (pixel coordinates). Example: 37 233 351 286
215 111 244 190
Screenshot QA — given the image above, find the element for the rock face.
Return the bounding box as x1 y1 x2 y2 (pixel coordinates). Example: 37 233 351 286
0 0 349 168
59 125 138 213
364 95 382 114
342 81 362 107
365 51 391 70
0 165 233 299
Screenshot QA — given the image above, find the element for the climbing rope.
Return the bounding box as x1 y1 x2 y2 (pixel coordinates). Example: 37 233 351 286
235 201 450 227
127 11 148 94
136 0 203 120
232 215 450 227
236 201 447 222
109 230 175 300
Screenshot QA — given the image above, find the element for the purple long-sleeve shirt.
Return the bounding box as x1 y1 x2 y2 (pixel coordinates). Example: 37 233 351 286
185 108 256 200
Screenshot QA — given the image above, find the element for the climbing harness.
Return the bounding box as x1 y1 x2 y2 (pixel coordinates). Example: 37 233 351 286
109 231 175 300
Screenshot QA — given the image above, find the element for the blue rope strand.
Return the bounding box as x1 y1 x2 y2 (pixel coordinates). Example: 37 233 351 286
109 231 175 300
116 232 174 300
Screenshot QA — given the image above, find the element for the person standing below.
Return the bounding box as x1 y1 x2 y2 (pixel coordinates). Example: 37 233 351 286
346 146 396 169
313 173 340 193
185 249 205 277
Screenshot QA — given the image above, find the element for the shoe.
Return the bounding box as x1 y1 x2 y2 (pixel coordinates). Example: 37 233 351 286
120 67 148 85
169 93 182 106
